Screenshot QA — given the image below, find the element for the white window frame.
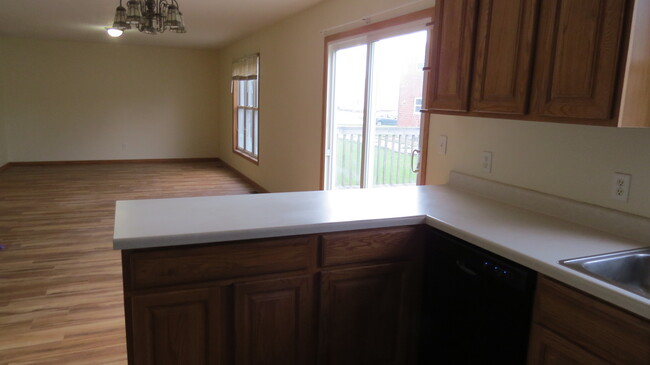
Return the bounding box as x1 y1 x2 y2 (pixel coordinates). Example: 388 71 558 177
232 55 260 163
414 97 423 114
323 19 430 190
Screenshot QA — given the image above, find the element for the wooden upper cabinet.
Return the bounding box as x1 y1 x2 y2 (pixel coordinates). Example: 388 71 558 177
618 0 650 127
428 0 478 112
426 0 646 126
530 0 628 121
470 0 538 114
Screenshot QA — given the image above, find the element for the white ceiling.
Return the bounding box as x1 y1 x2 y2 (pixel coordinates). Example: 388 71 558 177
0 0 327 49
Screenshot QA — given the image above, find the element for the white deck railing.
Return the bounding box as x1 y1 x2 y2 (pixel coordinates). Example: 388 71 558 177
335 126 420 188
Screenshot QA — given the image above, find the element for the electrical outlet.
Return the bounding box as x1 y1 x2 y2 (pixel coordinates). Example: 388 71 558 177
482 151 493 173
437 135 448 155
611 173 631 202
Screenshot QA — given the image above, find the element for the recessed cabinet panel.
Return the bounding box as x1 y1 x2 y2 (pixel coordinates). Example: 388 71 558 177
428 0 478 111
471 0 538 114
234 276 313 365
528 276 650 364
131 288 220 365
531 0 627 120
527 324 610 365
318 263 413 365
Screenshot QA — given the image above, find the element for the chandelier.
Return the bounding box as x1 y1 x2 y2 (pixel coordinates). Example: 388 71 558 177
107 0 186 37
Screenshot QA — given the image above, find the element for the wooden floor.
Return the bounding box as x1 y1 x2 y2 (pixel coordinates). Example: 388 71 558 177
0 162 258 364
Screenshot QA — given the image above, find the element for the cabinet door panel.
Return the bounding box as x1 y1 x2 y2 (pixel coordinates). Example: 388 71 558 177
428 0 478 112
532 276 650 364
527 324 610 365
318 263 413 365
471 0 538 114
234 276 313 365
531 0 628 120
131 288 221 365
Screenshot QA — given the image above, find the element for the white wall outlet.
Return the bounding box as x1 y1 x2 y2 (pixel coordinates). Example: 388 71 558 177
611 172 631 202
482 151 493 173
437 135 448 155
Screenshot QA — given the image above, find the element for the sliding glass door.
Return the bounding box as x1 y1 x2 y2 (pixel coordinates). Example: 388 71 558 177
324 23 429 190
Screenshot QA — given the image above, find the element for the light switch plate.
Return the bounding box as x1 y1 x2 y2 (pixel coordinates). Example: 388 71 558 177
437 135 448 155
482 151 493 173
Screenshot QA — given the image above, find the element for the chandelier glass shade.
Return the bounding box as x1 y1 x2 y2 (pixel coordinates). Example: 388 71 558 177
109 0 186 36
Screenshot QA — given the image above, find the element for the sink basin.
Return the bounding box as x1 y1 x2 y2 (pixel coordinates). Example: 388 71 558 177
560 247 650 300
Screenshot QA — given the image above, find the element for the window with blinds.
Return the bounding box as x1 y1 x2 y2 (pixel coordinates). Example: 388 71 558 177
232 54 259 163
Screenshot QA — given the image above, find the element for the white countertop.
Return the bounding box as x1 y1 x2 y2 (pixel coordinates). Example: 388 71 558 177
113 182 650 319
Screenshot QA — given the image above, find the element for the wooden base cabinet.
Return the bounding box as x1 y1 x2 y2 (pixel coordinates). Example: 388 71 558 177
234 276 312 365
121 226 424 365
319 263 415 365
527 276 650 365
528 324 610 365
130 288 222 365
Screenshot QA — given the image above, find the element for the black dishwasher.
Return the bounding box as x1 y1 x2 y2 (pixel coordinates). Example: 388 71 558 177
420 228 537 365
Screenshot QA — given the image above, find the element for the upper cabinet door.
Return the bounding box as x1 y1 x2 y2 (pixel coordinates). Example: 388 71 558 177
428 0 478 112
530 0 628 120
470 0 539 114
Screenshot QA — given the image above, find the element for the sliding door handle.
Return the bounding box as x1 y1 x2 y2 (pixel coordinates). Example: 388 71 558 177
411 149 421 173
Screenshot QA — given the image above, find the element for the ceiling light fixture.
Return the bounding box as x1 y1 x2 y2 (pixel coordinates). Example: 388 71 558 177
107 0 186 37
106 28 124 37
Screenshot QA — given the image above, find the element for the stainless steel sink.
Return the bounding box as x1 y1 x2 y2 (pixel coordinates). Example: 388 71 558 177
560 247 650 299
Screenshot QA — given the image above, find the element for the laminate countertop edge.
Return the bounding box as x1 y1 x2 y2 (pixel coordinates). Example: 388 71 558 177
113 184 650 319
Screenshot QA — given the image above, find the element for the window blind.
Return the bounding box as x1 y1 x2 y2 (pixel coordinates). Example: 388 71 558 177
232 54 259 80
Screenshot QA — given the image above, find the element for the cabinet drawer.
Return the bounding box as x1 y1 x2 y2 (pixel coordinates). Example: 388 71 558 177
124 236 314 290
534 276 650 364
320 226 420 267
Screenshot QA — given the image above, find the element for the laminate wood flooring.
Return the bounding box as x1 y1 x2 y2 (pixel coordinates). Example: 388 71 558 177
0 162 259 364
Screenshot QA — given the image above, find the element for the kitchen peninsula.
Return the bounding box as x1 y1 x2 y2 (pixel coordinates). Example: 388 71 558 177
114 172 650 364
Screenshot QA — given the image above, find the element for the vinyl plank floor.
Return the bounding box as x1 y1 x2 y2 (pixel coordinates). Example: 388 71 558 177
0 162 259 364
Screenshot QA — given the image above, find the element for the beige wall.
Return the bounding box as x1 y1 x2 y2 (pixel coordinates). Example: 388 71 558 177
0 37 220 162
4 1 646 221
216 0 650 219
0 117 7 167
0 43 7 167
217 0 435 192
425 115 650 218
0 39 6 167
